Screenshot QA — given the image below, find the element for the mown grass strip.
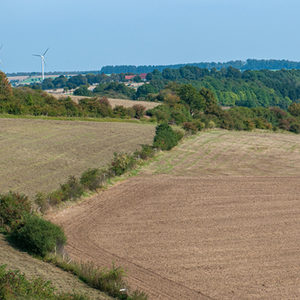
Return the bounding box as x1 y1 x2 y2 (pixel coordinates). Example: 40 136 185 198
0 113 155 125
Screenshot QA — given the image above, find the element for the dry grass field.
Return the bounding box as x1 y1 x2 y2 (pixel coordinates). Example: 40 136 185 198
50 130 300 299
0 235 111 299
0 118 155 196
144 129 300 177
51 93 159 109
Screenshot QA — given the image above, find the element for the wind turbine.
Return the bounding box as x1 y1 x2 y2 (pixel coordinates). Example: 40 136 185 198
33 48 49 81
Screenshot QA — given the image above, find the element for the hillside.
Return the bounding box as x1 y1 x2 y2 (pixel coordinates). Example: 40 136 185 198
50 130 300 299
0 118 155 196
0 235 110 300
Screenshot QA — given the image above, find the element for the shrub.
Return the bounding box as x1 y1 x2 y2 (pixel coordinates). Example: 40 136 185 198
183 122 197 134
193 120 205 131
134 145 155 160
60 176 84 201
132 104 146 119
80 168 104 191
48 189 64 206
290 122 300 133
34 192 49 214
0 192 31 230
174 129 184 142
244 119 255 131
153 123 180 150
109 153 136 176
10 215 66 257
207 120 216 129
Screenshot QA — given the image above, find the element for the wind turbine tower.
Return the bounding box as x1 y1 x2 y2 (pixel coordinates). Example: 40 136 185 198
33 48 49 81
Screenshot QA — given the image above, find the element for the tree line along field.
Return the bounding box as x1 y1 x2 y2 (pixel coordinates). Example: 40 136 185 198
0 118 155 197
51 93 160 110
50 130 300 299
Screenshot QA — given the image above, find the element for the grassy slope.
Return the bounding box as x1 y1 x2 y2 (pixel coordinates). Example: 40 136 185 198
0 118 155 196
0 235 111 300
143 129 300 176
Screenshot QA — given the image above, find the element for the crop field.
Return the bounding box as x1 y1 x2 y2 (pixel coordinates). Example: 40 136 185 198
51 93 160 109
0 118 155 196
50 130 300 299
0 235 110 299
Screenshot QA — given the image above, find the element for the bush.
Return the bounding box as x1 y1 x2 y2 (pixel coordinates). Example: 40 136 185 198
207 120 216 129
48 189 64 206
134 145 155 160
153 123 181 150
132 104 146 119
10 215 66 257
290 122 300 133
109 153 136 176
182 122 197 134
174 129 184 142
60 176 84 201
0 192 31 230
193 120 205 131
80 168 104 191
34 192 49 214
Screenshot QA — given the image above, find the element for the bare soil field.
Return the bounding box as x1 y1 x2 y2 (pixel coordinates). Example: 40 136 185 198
50 130 300 299
0 235 110 299
51 93 159 109
0 118 155 196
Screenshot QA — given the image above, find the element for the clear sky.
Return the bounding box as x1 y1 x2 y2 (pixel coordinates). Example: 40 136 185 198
0 0 299 73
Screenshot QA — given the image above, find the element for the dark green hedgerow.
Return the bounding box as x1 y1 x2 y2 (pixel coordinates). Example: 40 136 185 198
9 215 66 257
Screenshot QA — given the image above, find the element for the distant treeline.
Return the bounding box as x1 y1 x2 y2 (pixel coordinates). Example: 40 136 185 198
8 59 300 78
137 67 300 109
2 71 300 134
101 59 300 74
30 66 300 109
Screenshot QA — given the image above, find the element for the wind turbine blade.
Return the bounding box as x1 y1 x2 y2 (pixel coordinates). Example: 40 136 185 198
43 48 49 56
33 54 41 57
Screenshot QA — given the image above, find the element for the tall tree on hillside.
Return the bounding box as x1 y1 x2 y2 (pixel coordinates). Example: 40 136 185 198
0 71 12 98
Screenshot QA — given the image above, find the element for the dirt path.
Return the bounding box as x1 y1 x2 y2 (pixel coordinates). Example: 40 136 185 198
0 235 110 299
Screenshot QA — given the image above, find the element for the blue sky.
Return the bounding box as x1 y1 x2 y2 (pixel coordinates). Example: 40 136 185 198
0 0 299 73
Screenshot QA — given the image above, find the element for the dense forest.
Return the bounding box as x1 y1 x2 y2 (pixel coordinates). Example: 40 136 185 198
101 59 300 74
29 66 300 110
137 67 300 109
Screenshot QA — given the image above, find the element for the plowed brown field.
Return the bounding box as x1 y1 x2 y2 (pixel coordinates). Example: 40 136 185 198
50 130 300 299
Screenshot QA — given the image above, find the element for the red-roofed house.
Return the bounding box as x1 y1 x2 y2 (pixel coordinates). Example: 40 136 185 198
125 73 148 81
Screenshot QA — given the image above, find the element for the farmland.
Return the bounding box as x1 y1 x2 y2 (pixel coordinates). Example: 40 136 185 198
51 93 160 109
50 130 300 299
0 118 155 196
